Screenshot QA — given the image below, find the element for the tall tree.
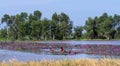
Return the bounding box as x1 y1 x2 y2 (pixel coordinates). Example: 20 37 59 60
33 10 42 20
57 13 73 39
84 17 97 39
74 26 83 39
51 12 58 40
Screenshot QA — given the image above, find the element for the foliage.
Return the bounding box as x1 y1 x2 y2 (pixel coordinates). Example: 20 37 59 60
84 13 120 40
74 26 83 39
1 11 120 40
0 11 73 40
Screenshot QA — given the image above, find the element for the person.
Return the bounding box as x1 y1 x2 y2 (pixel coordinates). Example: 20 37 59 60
49 47 54 53
60 47 65 54
68 50 72 54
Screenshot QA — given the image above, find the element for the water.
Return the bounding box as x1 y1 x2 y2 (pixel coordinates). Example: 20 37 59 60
0 40 120 62
1 49 120 62
39 40 120 45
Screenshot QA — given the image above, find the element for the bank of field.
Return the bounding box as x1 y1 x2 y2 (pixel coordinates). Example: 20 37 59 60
0 59 120 66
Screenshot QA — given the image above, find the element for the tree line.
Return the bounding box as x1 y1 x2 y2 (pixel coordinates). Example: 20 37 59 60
0 10 120 40
0 10 73 40
84 13 120 40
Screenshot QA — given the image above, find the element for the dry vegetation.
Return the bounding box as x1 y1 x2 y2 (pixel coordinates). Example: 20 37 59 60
0 59 120 66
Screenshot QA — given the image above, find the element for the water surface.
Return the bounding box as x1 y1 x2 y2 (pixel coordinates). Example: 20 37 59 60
39 40 120 45
0 49 120 62
0 40 120 62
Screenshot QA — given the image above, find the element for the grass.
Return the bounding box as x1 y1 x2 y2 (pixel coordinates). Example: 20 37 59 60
0 59 120 66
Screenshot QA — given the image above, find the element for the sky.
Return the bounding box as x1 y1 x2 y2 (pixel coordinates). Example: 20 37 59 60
0 0 120 29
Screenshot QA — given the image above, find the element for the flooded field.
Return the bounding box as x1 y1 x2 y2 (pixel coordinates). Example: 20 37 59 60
0 40 120 62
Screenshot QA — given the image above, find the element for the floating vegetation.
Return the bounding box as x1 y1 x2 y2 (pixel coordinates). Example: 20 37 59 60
0 41 120 55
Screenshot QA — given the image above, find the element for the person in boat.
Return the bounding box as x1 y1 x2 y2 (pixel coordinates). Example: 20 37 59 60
49 47 54 53
60 47 65 54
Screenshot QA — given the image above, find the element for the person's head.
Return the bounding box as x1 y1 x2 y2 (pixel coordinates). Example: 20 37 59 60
60 47 63 48
60 47 63 50
50 47 52 49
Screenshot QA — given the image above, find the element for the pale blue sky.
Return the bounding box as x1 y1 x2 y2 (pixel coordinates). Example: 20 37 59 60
0 0 120 28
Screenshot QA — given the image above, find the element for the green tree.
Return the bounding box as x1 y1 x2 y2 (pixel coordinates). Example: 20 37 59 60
84 17 97 39
57 13 73 40
33 10 42 20
114 14 120 39
51 12 73 40
74 26 83 39
0 28 7 39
